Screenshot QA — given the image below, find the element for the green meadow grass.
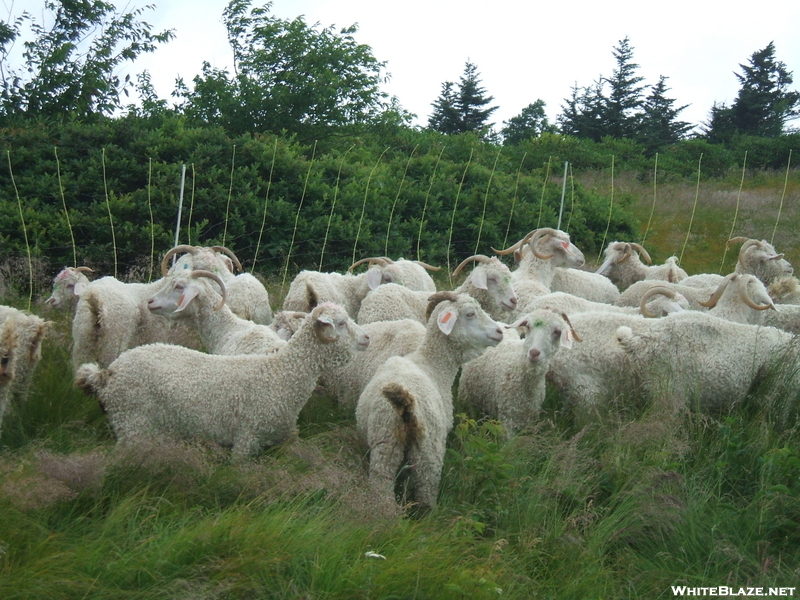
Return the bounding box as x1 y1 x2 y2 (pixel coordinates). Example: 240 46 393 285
2 173 800 599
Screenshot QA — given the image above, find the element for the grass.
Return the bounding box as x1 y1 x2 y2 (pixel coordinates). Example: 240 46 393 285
2 170 800 598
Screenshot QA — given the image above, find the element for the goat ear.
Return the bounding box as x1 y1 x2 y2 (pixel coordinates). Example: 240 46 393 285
437 309 458 335
366 268 383 290
73 281 87 296
174 285 200 313
559 328 574 349
314 315 338 343
471 269 488 290
508 317 529 336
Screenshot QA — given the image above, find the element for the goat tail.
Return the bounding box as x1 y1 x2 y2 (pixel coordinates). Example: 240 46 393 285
74 363 109 409
382 382 422 444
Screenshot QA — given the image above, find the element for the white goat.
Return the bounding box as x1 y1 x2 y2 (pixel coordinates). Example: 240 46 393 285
614 311 800 416
350 256 440 292
76 302 370 456
163 245 273 325
682 237 793 290
356 255 517 325
528 285 689 318
458 309 581 436
147 270 285 355
595 241 687 290
356 292 503 510
71 275 201 371
320 318 427 408
0 306 49 436
283 262 404 317
45 266 94 312
550 266 622 304
493 228 588 318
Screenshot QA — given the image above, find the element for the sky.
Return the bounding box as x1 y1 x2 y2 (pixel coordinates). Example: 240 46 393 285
11 0 800 133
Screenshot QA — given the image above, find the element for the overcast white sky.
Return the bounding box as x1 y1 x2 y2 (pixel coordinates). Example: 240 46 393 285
12 0 800 133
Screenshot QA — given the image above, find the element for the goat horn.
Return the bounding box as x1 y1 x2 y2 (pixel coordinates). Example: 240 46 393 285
414 260 441 271
190 269 228 311
529 228 563 260
559 311 582 342
210 246 243 272
492 229 538 255
425 291 460 321
348 257 389 272
726 236 751 246
629 243 652 265
452 255 491 277
737 274 774 312
699 273 736 308
75 266 94 274
639 285 678 318
161 245 200 276
618 243 633 264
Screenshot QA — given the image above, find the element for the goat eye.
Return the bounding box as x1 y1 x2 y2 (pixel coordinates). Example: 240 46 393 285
66 283 74 289
553 328 561 338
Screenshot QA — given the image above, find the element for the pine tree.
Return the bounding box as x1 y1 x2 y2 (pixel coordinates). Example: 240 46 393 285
704 42 799 140
428 60 497 137
638 75 693 153
604 36 646 139
557 80 607 141
427 81 460 134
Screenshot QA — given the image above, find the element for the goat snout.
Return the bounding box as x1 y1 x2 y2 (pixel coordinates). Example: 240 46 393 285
528 348 541 363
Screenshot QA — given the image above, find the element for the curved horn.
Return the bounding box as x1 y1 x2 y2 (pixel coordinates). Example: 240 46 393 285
639 285 679 318
699 273 736 308
559 311 582 342
735 239 762 266
737 274 774 312
414 260 441 271
726 236 751 247
190 269 228 311
161 245 200 276
75 266 94 274
425 291 460 321
348 257 390 272
529 228 564 260
492 229 538 256
629 243 652 265
452 255 492 277
210 246 243 272
618 243 633 264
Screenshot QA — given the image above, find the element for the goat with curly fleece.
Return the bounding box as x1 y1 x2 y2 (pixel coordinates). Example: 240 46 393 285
45 266 94 312
595 241 687 290
0 306 50 436
76 302 369 457
356 255 517 325
163 245 273 325
458 309 580 436
356 292 503 510
147 270 285 355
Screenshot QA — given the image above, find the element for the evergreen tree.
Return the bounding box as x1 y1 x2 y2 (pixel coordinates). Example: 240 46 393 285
427 81 460 134
704 42 800 141
501 99 555 145
428 60 497 137
557 80 607 141
604 36 646 139
638 76 693 153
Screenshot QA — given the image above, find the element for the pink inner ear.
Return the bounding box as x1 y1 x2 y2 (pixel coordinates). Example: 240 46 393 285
562 241 569 249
